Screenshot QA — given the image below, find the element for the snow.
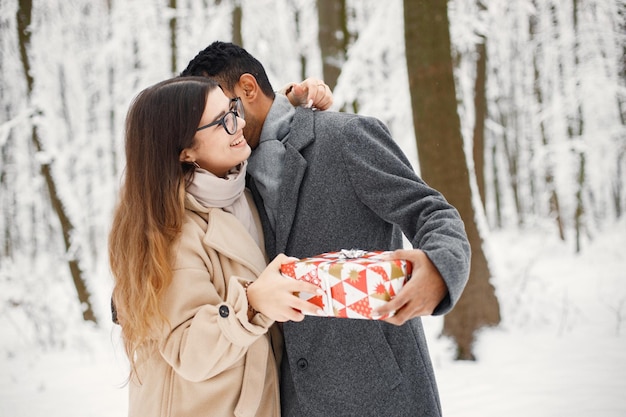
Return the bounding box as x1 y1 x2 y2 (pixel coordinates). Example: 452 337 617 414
1 0 624 415
1 220 624 417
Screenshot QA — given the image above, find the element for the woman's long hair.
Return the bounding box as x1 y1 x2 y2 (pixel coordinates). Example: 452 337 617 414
109 76 219 376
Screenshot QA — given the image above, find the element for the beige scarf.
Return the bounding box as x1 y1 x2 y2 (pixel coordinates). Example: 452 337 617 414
187 161 260 246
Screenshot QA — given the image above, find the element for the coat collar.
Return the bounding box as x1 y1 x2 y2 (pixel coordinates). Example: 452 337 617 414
266 108 316 256
185 193 266 276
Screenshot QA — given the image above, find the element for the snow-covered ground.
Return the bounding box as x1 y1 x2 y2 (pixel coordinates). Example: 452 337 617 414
1 221 625 416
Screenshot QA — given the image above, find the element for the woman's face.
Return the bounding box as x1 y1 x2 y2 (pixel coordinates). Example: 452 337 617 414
181 88 250 177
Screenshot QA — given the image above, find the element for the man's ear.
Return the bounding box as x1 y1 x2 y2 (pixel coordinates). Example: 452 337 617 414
238 73 259 100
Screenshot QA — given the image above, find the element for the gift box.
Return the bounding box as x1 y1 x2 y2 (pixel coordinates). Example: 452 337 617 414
280 249 412 320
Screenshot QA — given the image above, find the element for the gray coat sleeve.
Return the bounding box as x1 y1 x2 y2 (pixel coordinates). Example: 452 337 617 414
335 115 471 315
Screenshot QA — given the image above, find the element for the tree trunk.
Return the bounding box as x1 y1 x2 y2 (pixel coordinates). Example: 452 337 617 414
571 0 586 253
169 0 178 75
317 0 349 90
232 0 243 47
472 3 487 208
292 4 308 81
17 0 97 324
530 4 565 240
404 0 500 360
501 110 523 226
614 3 625 219
615 152 624 218
491 138 503 228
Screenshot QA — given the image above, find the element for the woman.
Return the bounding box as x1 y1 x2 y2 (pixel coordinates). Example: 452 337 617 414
108 76 326 417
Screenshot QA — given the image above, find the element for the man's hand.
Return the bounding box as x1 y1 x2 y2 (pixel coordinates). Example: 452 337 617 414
285 78 333 110
247 254 326 322
374 249 448 326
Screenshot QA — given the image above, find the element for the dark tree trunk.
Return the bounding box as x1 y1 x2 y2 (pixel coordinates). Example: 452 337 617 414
317 0 349 90
473 35 487 208
232 0 243 47
169 0 178 74
529 6 565 240
404 0 500 359
17 0 97 324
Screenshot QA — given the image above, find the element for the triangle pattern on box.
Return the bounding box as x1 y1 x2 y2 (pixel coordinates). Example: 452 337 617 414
280 250 410 320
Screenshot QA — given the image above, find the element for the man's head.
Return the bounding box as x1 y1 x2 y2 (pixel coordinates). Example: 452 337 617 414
181 42 275 148
181 41 275 98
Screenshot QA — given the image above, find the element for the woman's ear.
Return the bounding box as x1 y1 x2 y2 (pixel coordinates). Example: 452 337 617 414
179 148 193 163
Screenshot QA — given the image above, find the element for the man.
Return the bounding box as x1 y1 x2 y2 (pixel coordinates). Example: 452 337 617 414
182 41 470 417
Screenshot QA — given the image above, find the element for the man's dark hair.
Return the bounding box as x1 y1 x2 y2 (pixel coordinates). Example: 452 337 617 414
181 41 275 99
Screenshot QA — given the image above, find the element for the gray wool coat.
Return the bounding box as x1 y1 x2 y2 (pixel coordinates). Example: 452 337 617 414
248 106 471 417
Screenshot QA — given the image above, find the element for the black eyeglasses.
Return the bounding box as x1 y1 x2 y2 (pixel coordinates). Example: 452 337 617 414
196 97 244 135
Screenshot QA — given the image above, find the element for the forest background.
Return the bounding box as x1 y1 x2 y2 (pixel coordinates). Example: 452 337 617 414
0 0 624 415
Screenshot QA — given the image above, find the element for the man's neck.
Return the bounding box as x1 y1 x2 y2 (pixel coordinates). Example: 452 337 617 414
246 95 273 149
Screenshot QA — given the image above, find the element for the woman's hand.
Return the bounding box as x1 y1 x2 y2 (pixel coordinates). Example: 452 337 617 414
247 254 325 322
284 78 334 110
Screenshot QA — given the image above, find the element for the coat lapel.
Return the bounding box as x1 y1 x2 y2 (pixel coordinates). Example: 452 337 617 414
188 196 266 277
274 144 307 255
246 108 315 259
273 109 315 256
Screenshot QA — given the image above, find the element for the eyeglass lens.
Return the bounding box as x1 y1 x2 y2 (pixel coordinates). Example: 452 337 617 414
224 112 236 134
232 98 244 119
196 98 243 134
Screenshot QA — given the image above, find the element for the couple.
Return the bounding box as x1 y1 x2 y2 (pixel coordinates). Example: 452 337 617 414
109 41 470 417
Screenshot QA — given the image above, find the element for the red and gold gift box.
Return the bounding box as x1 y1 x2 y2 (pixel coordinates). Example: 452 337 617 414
280 249 412 320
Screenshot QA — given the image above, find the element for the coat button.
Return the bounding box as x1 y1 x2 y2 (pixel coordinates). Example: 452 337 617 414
219 305 229 318
296 358 308 370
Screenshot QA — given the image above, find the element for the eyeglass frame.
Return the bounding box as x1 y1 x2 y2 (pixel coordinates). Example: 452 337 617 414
196 97 244 135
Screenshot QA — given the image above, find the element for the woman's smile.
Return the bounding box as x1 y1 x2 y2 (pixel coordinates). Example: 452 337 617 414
230 136 246 147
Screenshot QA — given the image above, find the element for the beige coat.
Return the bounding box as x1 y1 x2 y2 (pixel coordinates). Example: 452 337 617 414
127 192 281 417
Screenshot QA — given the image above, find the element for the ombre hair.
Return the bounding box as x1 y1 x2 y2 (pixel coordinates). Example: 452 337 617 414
108 76 219 377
